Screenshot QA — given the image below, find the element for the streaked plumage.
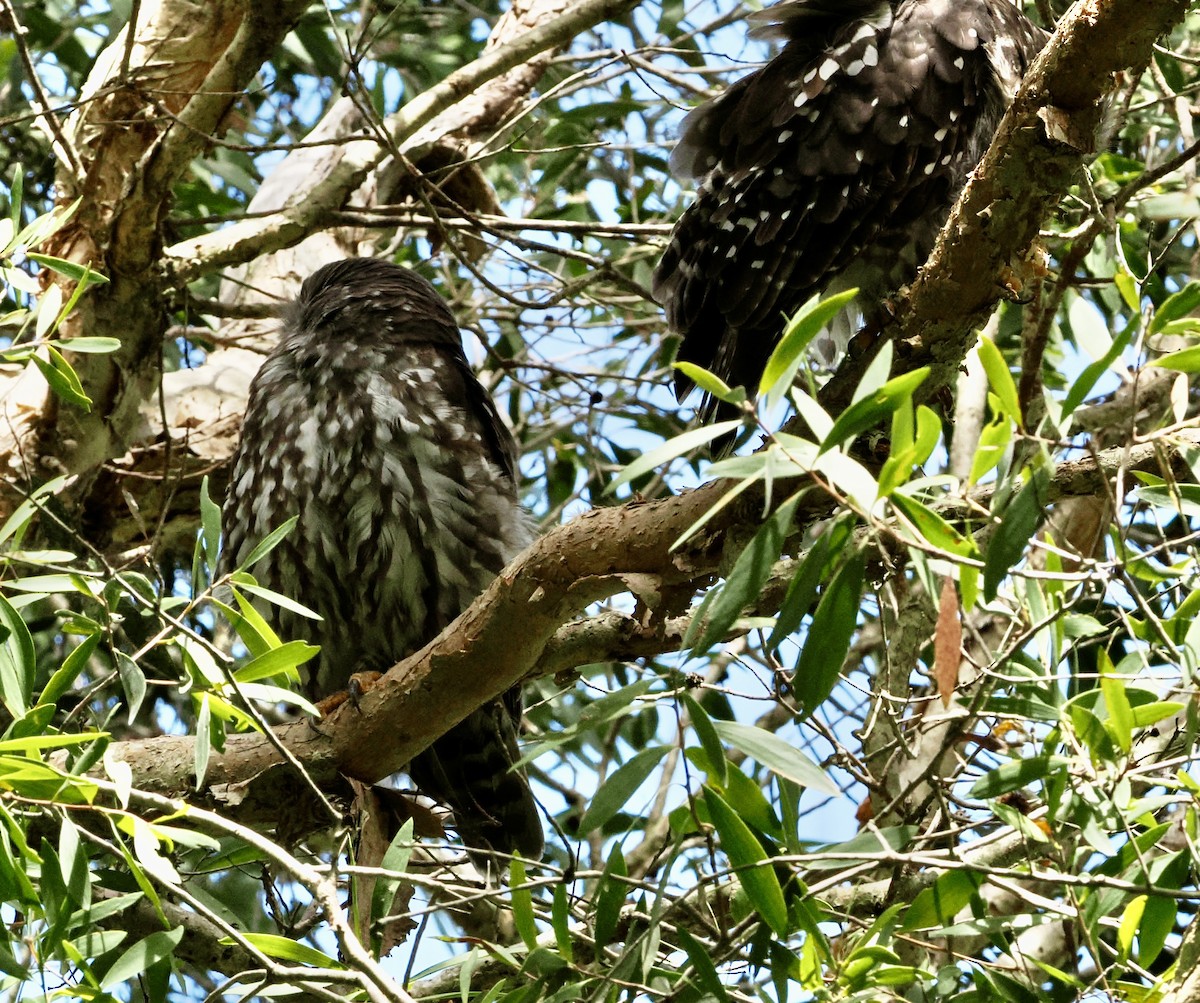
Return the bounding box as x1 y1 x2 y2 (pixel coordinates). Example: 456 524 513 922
221 257 543 862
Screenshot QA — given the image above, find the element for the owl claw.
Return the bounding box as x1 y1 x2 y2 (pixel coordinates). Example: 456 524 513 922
348 670 382 710
314 671 383 716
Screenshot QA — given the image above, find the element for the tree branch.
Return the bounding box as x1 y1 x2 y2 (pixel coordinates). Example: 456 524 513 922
94 429 1200 828
818 0 1192 416
164 0 641 280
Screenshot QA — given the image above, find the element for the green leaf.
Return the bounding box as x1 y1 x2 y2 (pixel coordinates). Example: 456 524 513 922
1063 319 1134 416
977 336 1020 424
1100 671 1134 754
891 492 977 558
551 883 574 963
991 801 1050 844
510 857 538 949
31 345 92 410
25 253 109 288
1129 700 1185 728
712 720 839 796
0 473 70 547
608 420 742 493
214 591 280 658
578 746 669 834
38 632 99 708
766 516 851 651
235 516 298 570
806 826 917 870
195 695 211 790
901 870 983 931
983 462 1050 601
678 927 729 1003
593 844 627 951
674 362 743 403
53 337 120 353
115 651 146 724
1149 280 1200 334
229 576 322 620
0 593 35 717
821 368 930 454
1116 895 1146 962
235 932 342 968
759 288 859 404
233 640 317 683
100 927 184 990
704 787 788 936
0 731 105 753
690 495 800 654
1150 345 1200 373
369 818 413 950
682 693 727 789
199 476 221 577
968 754 1071 798
794 548 866 717
7 167 22 232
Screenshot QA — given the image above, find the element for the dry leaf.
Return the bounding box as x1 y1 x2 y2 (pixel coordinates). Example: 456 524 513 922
934 577 962 708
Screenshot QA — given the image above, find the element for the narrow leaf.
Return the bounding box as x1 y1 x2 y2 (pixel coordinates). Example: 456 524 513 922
100 928 184 990
968 754 1071 798
199 477 221 576
794 548 866 717
983 463 1050 600
691 495 800 654
1149 281 1200 334
235 517 298 570
759 288 859 403
578 746 669 834
674 361 743 403
233 641 318 683
0 594 35 717
509 857 538 949
235 932 341 968
820 368 930 454
609 420 742 493
115 651 146 724
712 720 839 796
677 927 729 1003
977 336 1020 424
705 787 788 936
551 883 574 963
593 845 627 950
683 693 727 788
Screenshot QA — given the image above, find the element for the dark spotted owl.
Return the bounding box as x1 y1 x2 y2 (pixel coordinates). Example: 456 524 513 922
221 257 543 863
653 0 1047 414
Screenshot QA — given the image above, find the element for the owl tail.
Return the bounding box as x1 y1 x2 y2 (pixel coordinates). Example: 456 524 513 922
408 691 543 872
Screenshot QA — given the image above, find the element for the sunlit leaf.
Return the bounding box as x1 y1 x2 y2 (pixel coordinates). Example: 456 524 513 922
712 720 839 796
759 288 858 405
609 420 742 493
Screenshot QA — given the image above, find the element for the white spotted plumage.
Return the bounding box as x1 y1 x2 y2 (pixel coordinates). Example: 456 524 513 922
653 0 1047 417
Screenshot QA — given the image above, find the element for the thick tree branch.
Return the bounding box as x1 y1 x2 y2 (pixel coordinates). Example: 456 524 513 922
0 0 310 515
164 0 641 280
95 428 1200 827
819 0 1192 416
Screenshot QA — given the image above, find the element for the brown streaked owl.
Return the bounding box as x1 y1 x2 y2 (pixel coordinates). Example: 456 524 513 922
221 257 543 863
653 0 1047 415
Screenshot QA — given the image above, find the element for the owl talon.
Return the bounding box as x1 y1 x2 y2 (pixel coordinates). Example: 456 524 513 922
313 671 382 717
348 670 383 711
